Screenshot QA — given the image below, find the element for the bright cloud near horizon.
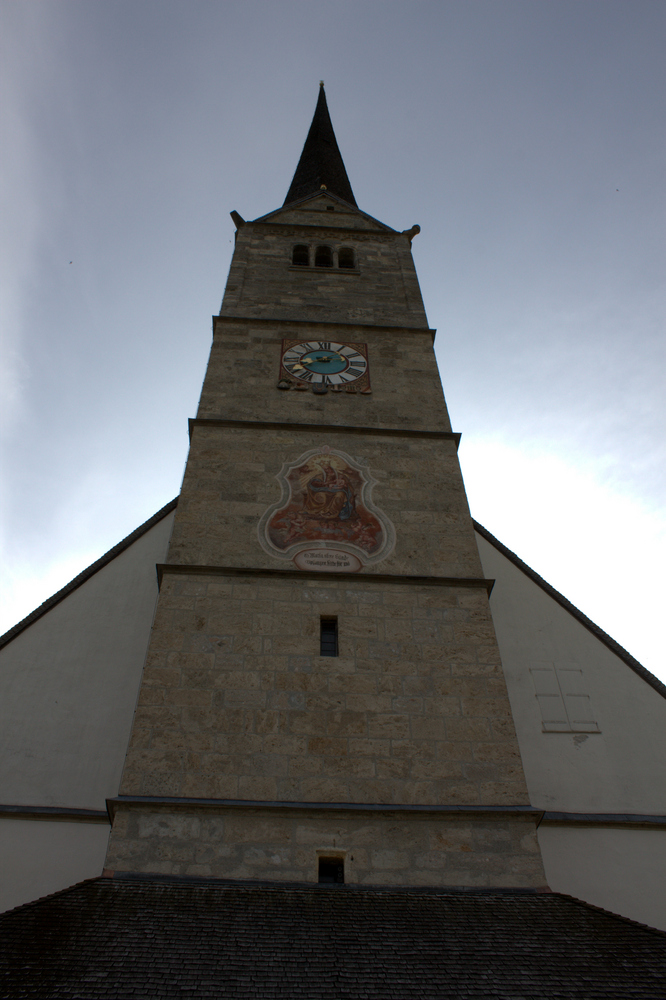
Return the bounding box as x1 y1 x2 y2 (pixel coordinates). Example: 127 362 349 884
1 1 664 681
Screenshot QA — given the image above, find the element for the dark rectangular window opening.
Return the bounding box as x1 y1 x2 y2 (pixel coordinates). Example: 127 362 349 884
292 244 310 266
315 245 333 268
320 617 338 657
318 857 344 883
338 247 356 269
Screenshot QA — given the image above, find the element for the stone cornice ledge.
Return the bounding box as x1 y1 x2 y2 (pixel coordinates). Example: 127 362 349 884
156 563 495 594
540 811 666 827
188 417 460 447
107 796 541 824
0 803 109 823
213 315 434 337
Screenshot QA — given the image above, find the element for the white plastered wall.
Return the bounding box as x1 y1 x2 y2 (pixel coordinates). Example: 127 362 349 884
0 510 174 912
537 824 666 931
0 820 112 913
477 530 666 930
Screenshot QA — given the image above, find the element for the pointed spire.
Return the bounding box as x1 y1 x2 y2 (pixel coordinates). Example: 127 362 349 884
283 83 357 207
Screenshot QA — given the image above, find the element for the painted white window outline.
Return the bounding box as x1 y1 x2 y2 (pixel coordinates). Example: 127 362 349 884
530 665 600 733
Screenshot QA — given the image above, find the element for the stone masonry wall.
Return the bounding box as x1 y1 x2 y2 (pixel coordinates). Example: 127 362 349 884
118 572 529 807
197 321 451 434
168 426 479 579
220 194 428 329
106 804 546 888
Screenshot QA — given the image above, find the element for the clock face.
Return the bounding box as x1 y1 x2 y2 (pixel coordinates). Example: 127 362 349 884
280 341 369 387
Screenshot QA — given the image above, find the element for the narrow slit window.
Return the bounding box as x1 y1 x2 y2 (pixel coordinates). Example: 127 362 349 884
318 857 344 883
338 247 355 269
320 617 338 657
314 245 333 268
292 244 310 266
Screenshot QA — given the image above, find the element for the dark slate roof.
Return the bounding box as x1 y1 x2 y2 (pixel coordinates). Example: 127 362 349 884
284 84 357 207
2 875 666 998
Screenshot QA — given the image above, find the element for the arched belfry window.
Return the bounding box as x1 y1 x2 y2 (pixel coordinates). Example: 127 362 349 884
292 244 310 266
338 247 355 269
314 245 333 268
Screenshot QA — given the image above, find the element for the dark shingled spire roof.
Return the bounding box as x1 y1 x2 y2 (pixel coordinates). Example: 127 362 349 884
284 84 357 207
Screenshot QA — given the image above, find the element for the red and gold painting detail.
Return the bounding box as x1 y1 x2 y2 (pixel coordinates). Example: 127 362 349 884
266 452 383 556
278 340 371 393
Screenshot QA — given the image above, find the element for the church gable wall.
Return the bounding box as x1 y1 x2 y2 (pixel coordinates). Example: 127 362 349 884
537 824 666 932
476 531 666 814
477 529 666 929
0 512 174 811
0 818 111 914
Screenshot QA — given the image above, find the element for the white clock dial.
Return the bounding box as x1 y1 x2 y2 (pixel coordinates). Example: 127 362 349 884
281 341 368 385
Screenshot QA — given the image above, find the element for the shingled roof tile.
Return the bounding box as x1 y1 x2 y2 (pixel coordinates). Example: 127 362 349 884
1 876 665 997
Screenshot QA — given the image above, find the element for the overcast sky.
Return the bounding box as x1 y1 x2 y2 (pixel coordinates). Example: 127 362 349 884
1 1 664 679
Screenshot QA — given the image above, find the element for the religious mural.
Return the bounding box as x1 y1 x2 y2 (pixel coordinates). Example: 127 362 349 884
258 446 395 571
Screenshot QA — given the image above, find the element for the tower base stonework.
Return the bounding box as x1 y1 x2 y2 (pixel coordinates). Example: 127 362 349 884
105 567 546 887
105 802 545 887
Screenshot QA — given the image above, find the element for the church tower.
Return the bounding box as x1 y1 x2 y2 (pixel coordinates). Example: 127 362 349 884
105 86 547 889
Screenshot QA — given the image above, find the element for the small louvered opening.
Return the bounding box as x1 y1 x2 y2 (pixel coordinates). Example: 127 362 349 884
320 617 338 657
338 247 355 269
318 857 344 883
314 245 333 267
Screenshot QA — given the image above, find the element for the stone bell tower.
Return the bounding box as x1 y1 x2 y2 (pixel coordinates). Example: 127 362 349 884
105 85 547 889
